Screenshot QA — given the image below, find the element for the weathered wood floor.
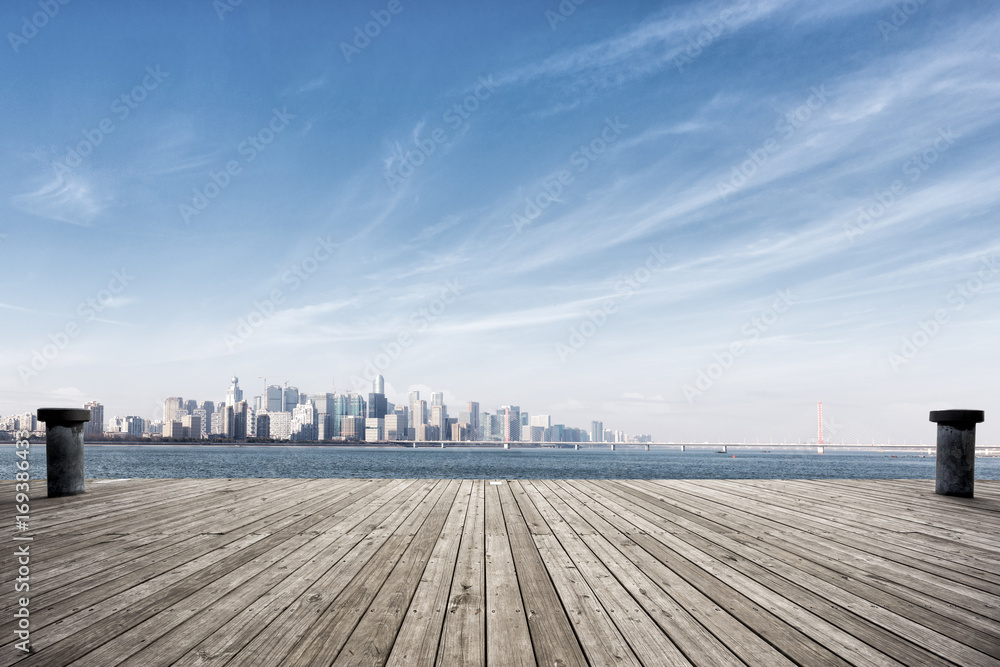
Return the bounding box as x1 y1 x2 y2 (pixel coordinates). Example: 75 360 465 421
2 478 999 666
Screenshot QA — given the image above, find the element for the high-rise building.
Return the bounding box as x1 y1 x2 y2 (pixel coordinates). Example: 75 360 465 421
466 402 479 439
83 401 104 437
256 413 270 439
183 399 198 414
501 406 520 442
341 415 364 440
192 409 208 437
232 401 248 440
267 411 292 440
163 397 183 424
430 405 448 438
266 385 283 412
163 420 183 438
384 413 404 440
291 402 317 441
408 391 420 420
283 386 299 413
368 392 387 419
225 376 243 407
374 374 385 395
199 401 215 426
181 414 201 439
365 417 384 442
412 400 427 427
431 392 443 408
347 392 366 418
591 421 604 443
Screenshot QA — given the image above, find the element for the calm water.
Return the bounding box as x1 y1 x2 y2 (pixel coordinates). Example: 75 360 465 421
5 444 1000 480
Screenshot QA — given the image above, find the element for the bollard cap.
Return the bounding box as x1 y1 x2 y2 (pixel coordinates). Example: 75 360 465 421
929 409 984 426
37 408 92 425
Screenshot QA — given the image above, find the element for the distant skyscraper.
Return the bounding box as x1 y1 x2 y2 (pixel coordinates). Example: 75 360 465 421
230 400 248 440
83 401 104 437
283 386 299 412
368 376 387 419
181 414 201 439
467 402 479 439
501 406 520 442
183 399 198 414
431 402 450 434
348 392 366 418
225 376 243 407
591 421 604 443
412 400 427 427
163 397 183 424
267 385 283 412
431 392 443 408
256 413 270 439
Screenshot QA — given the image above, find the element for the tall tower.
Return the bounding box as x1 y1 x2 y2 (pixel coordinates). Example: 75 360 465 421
226 376 243 407
163 397 183 423
817 401 824 445
374 374 385 395
83 401 104 437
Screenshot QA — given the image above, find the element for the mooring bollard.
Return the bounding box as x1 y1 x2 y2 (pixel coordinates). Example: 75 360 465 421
929 409 984 498
37 408 91 498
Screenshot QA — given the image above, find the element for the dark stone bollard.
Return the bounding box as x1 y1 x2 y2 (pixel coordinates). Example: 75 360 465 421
929 409 984 498
37 408 91 498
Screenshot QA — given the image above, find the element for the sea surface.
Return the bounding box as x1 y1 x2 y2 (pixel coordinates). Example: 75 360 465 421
5 444 1000 480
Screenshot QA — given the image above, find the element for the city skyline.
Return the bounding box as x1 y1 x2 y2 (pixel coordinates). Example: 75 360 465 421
2 1 998 445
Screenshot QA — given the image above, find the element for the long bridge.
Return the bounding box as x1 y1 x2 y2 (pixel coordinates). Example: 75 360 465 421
377 440 1000 454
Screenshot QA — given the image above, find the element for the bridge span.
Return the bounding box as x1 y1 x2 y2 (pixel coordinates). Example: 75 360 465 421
384 440 997 454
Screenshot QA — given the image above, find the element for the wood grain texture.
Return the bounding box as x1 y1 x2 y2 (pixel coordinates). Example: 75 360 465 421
1 478 997 666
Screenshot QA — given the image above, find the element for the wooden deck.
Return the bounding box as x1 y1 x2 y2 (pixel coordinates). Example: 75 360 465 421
2 478 999 666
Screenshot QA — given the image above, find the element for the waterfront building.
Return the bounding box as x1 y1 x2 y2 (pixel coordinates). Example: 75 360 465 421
225 376 244 407
341 415 364 440
501 406 521 442
291 402 317 441
256 413 270 439
283 386 299 413
83 401 104 437
181 414 201 440
163 397 184 423
591 420 604 443
365 417 384 442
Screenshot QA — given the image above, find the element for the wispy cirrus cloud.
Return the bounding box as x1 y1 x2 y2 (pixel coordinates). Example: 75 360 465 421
12 175 108 225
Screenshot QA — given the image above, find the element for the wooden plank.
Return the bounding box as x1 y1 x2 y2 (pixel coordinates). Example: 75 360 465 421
13 480 409 666
1 478 995 667
666 480 1000 613
225 479 444 666
13 479 369 646
517 482 645 666
385 480 473 667
436 480 486 667
610 480 965 666
631 480 1000 655
118 478 418 666
550 479 782 667
331 480 462 666
499 481 588 667
571 481 856 666
525 480 696 666
483 481 535 667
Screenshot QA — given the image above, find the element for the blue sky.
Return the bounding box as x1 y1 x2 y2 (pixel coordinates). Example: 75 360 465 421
2 0 998 443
